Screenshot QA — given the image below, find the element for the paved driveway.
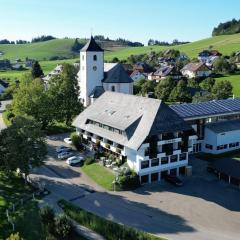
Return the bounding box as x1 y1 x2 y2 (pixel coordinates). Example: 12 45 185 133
30 135 240 240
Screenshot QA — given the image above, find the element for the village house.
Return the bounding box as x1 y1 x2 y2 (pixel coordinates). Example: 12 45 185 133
130 70 147 81
73 91 196 183
198 50 222 67
78 37 133 107
42 64 63 83
181 62 211 78
148 66 181 81
133 62 152 73
0 60 11 70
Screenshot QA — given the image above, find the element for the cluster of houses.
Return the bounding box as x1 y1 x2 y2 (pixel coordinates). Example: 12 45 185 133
72 38 240 184
129 50 223 82
0 58 35 70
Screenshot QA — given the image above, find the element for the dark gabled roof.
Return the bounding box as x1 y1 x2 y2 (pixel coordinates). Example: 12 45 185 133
170 98 240 119
206 119 240 133
81 36 104 52
89 86 105 98
0 79 9 88
211 158 240 180
149 102 192 136
103 63 133 83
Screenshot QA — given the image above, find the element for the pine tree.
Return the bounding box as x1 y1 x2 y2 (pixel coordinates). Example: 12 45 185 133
31 61 43 78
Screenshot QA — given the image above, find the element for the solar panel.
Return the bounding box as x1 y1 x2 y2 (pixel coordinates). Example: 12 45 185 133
170 98 240 118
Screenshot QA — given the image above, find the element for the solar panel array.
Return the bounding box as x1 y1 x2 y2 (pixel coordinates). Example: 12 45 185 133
170 99 240 119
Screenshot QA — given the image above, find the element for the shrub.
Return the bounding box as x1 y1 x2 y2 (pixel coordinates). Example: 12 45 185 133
84 156 95 165
40 205 55 234
118 170 140 190
70 132 82 150
54 214 73 239
6 233 23 240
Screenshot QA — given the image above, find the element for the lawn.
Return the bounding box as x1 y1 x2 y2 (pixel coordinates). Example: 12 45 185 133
81 163 116 190
0 171 45 239
59 200 164 240
215 73 240 97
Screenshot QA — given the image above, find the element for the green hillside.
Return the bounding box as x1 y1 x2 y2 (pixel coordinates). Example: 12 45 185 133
105 33 240 60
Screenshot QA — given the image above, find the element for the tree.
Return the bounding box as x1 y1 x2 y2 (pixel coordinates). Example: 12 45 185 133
71 38 82 53
192 92 214 103
213 57 236 74
169 80 192 103
155 77 176 101
140 80 156 96
201 77 216 92
212 80 233 99
187 78 200 88
54 214 73 239
12 78 53 129
48 64 83 125
6 233 23 240
0 116 47 178
31 61 43 78
40 206 55 234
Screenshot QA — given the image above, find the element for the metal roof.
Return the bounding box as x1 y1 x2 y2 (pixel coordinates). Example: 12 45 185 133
73 91 192 150
170 99 240 119
206 119 240 133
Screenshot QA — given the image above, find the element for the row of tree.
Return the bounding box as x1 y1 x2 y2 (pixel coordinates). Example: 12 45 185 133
134 76 233 103
212 18 240 36
148 39 190 46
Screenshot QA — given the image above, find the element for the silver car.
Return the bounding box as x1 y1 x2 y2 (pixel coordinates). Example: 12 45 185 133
58 151 74 160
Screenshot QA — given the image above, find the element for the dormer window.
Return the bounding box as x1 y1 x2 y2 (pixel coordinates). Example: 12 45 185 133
93 55 97 61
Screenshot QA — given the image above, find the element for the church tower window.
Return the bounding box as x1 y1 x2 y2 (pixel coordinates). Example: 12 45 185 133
93 55 97 61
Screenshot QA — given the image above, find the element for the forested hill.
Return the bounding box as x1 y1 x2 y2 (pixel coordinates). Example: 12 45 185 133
212 19 240 36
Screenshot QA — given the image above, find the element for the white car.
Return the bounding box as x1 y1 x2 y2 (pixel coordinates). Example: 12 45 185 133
58 151 74 160
64 138 72 145
66 156 84 166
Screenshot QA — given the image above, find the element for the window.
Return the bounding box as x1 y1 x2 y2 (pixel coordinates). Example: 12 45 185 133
93 55 97 61
179 153 187 161
170 155 178 163
205 144 213 150
141 160 149 169
111 86 115 92
93 66 97 71
82 55 84 61
217 145 227 150
151 173 159 182
141 175 149 184
161 157 168 165
229 142 239 148
151 158 159 167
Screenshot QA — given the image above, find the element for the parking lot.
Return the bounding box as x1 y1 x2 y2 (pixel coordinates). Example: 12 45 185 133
31 134 240 240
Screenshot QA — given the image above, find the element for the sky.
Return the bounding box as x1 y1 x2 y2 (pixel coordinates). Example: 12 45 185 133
1 0 240 45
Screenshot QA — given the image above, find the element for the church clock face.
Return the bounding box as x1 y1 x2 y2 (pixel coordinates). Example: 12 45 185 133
93 66 97 71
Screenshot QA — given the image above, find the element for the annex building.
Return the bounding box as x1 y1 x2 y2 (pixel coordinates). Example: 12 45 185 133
171 98 240 154
73 91 196 183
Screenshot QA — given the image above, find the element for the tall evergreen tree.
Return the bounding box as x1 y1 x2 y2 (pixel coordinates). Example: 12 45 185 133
31 61 43 78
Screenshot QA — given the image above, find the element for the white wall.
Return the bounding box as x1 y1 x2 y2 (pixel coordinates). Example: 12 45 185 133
103 82 133 95
79 51 104 106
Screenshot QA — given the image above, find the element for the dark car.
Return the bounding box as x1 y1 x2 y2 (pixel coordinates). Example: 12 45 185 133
164 174 183 186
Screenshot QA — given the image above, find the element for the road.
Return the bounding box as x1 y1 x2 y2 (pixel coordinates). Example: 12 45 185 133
0 100 11 130
30 135 240 240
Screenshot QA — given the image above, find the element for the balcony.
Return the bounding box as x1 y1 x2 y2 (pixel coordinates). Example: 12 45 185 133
158 137 182 145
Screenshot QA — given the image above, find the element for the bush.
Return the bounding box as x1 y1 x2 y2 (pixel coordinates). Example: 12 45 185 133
6 233 23 240
70 132 82 150
118 171 140 190
40 206 55 234
84 156 95 165
54 214 73 239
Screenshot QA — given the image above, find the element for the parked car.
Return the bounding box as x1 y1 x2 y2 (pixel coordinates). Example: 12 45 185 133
56 146 72 154
164 174 183 186
58 151 74 160
64 138 72 145
66 156 84 166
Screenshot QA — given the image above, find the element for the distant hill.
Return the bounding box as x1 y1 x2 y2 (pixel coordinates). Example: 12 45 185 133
0 38 131 61
105 33 240 61
212 19 240 36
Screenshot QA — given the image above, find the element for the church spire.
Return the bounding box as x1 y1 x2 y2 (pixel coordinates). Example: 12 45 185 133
80 36 104 52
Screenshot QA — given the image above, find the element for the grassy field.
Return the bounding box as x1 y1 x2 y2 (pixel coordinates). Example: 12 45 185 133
0 171 45 239
105 33 240 60
81 163 115 190
215 73 240 97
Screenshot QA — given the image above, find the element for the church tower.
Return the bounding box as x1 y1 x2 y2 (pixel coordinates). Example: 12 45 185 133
78 36 104 106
